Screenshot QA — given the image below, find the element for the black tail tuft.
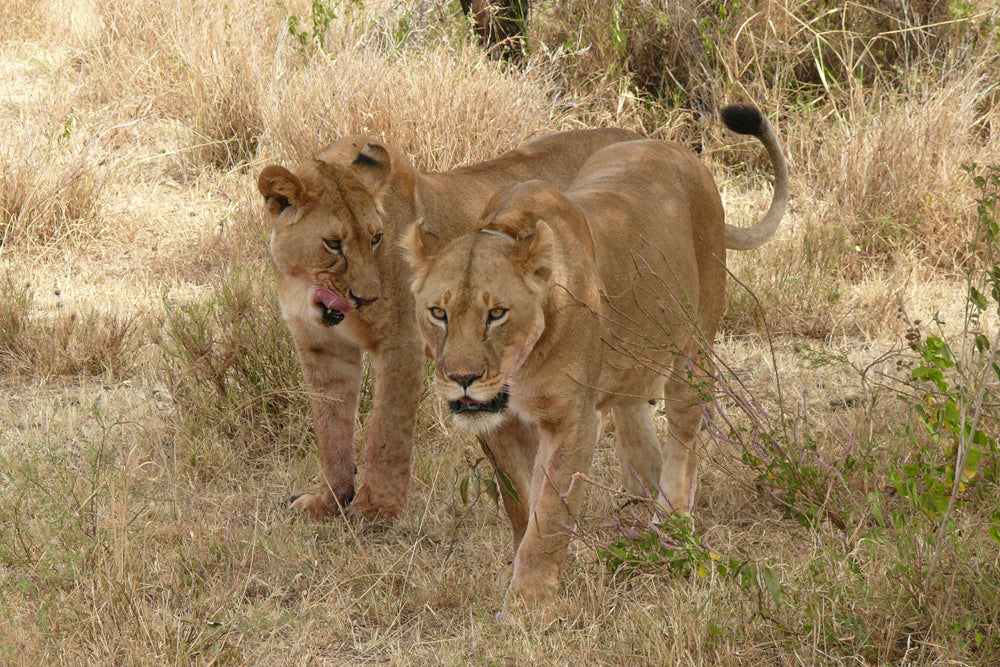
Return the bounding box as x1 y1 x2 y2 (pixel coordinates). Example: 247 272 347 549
721 104 764 137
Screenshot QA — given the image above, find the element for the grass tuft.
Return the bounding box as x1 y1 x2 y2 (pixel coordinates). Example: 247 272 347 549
155 267 310 456
0 273 139 379
1 140 108 248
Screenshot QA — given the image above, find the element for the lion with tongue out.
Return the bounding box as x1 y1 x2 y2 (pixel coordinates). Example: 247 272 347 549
258 128 641 521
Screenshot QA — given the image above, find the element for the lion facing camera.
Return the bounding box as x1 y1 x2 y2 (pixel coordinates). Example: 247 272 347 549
405 105 789 609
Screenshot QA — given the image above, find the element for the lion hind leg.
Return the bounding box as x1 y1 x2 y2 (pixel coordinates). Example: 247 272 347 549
657 353 713 514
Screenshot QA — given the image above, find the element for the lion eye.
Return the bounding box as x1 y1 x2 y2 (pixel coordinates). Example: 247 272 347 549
371 233 383 250
429 307 447 323
323 238 342 254
487 308 508 324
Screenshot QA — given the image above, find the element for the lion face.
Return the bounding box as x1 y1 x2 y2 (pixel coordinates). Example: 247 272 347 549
406 224 554 432
259 155 388 327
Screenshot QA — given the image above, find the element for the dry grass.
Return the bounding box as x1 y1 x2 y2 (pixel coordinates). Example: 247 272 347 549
1 0 999 664
0 269 142 378
1 138 107 248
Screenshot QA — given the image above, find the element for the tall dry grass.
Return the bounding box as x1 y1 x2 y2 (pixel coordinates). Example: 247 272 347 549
1 0 998 663
1 138 108 248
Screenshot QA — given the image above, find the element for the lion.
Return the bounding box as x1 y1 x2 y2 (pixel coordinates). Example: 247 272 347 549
404 104 789 605
257 127 642 521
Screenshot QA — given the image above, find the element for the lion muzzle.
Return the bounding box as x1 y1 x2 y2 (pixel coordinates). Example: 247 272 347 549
313 287 351 326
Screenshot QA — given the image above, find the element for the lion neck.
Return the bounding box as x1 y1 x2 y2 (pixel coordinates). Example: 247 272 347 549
518 226 602 383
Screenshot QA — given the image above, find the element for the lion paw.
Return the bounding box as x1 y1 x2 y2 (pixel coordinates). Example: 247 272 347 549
346 484 403 522
289 492 350 520
495 594 565 630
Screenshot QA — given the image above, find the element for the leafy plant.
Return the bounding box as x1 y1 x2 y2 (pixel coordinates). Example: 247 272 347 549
50 108 77 147
598 512 783 604
709 360 855 532
890 333 986 518
455 436 521 508
286 0 343 54
887 165 1000 582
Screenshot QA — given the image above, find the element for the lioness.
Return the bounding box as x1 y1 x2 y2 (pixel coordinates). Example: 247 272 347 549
405 105 788 604
258 128 641 520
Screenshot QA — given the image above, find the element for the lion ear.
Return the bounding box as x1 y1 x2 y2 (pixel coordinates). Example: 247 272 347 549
403 219 435 290
258 166 305 220
515 219 555 283
480 180 559 242
350 142 391 190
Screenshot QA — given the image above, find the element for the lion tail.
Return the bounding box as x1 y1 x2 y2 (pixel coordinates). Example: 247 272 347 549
720 104 790 251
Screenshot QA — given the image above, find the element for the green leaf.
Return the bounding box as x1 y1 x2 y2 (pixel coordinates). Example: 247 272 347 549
870 493 885 527
911 366 943 383
965 445 982 467
459 475 470 506
484 478 499 505
475 436 493 458
942 402 962 428
969 286 988 311
760 567 783 602
929 492 949 515
923 337 956 369
494 466 522 505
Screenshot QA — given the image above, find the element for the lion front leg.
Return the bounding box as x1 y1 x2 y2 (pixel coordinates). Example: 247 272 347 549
347 335 425 521
481 417 539 549
612 399 663 498
290 335 364 520
507 412 598 604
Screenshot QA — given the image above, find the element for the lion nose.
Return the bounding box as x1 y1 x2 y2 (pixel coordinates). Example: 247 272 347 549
349 290 379 308
448 371 483 389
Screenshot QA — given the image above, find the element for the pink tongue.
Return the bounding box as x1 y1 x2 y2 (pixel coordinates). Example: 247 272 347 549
313 288 350 314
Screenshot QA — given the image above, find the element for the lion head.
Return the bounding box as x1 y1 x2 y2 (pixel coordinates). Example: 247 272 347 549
258 141 400 327
405 185 570 432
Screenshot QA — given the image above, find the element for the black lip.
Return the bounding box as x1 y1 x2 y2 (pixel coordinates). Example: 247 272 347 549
449 389 509 415
317 302 345 326
349 291 378 309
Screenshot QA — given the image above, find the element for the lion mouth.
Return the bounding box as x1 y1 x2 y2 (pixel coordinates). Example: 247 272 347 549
449 389 509 415
313 288 350 326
